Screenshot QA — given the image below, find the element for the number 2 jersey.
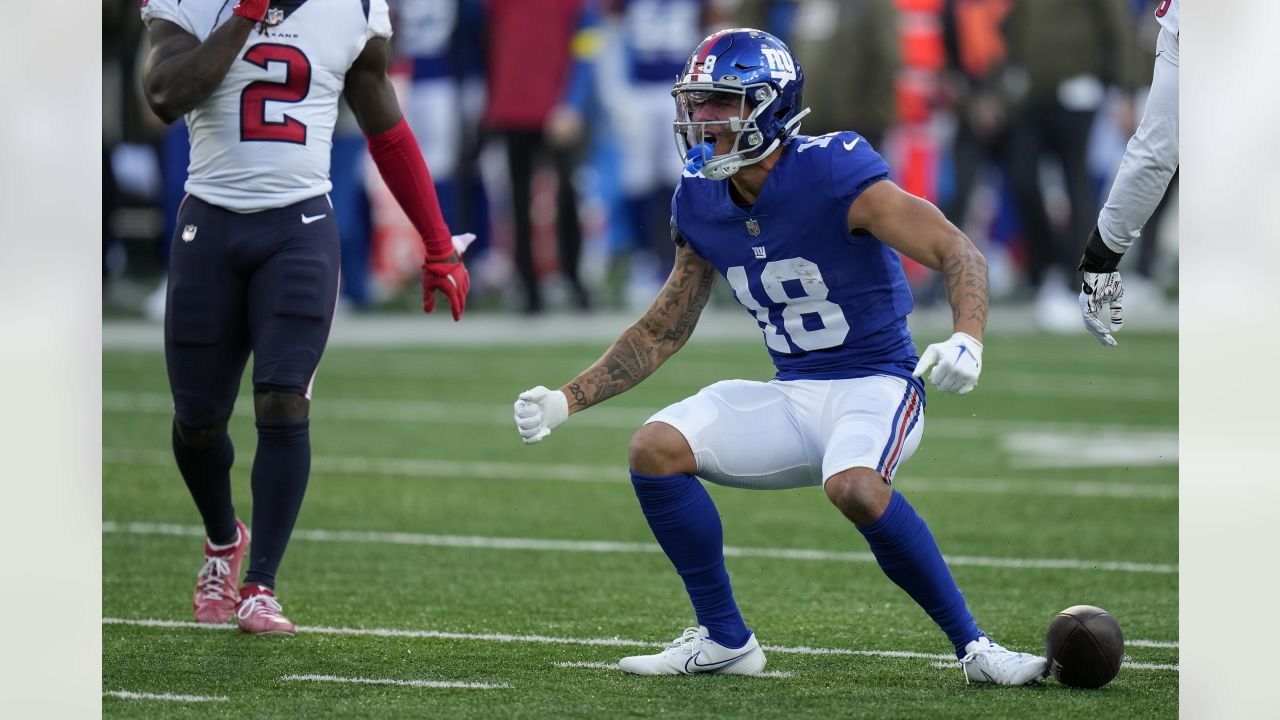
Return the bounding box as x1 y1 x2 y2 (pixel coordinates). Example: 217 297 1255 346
140 0 392 212
672 132 924 396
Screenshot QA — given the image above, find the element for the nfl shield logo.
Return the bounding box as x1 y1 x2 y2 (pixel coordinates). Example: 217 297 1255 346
265 7 285 25
745 218 761 237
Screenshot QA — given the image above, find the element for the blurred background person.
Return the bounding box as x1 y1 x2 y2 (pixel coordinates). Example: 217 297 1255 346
791 0 899 147
598 0 729 310
485 0 603 315
988 0 1135 331
939 0 1013 299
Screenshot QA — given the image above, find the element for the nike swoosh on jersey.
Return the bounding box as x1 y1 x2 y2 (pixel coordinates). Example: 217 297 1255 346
843 138 860 151
301 213 327 224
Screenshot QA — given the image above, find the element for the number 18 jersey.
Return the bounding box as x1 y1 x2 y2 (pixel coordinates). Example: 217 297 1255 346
672 132 923 395
141 0 392 212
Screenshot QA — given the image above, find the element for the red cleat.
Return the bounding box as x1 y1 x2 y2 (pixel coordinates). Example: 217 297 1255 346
193 518 249 624
235 584 296 636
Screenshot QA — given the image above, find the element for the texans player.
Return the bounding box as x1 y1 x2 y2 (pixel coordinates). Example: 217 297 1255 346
1079 0 1180 346
140 0 471 635
514 29 1046 683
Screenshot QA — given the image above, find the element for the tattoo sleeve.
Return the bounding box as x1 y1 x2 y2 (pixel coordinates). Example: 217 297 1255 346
941 240 989 338
561 246 717 413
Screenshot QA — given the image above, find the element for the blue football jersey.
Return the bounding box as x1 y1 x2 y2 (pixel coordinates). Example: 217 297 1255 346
672 131 924 396
621 0 705 83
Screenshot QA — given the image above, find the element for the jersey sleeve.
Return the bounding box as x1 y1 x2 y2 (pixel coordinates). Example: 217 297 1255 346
139 0 197 35
829 131 891 211
366 0 393 41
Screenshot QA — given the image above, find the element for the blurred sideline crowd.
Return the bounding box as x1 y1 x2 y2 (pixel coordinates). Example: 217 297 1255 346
103 0 1177 330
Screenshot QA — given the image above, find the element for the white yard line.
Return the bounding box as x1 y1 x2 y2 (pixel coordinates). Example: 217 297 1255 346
102 520 1177 574
101 391 1177 437
103 690 228 702
102 448 1177 501
281 674 509 689
1126 639 1178 648
102 618 1176 673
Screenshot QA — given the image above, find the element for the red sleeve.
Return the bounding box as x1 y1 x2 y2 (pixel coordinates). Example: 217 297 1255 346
366 117 453 260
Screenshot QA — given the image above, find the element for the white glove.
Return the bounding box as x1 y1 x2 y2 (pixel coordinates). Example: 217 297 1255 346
513 386 570 445
912 332 983 395
1080 271 1124 347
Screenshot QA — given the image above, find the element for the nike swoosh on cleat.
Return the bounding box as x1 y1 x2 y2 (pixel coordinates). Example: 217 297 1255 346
301 213 327 224
842 138 860 151
685 649 754 672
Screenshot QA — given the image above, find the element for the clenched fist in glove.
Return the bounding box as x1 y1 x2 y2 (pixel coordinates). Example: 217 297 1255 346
422 233 475 321
912 332 983 395
513 386 569 445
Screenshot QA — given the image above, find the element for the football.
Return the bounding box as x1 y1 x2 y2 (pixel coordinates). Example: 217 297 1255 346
1044 605 1125 689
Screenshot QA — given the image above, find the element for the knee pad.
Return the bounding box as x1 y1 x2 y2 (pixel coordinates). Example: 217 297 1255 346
173 417 229 449
253 390 310 422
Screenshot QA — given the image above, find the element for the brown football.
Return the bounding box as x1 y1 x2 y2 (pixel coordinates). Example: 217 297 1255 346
1044 605 1125 688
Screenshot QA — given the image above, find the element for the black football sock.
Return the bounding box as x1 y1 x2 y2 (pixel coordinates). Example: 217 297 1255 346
243 419 311 589
172 423 239 546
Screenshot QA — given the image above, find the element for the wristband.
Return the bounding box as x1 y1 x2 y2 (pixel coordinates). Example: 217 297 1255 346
1078 226 1124 274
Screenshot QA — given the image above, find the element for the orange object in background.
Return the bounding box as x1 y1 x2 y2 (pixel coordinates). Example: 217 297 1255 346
892 0 945 286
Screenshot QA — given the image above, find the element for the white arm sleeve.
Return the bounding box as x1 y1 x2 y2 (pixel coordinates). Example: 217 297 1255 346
1096 28 1179 253
366 0 393 41
139 0 198 35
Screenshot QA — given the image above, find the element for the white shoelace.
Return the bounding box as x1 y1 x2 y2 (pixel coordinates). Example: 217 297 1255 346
236 592 284 620
661 627 703 656
195 556 232 602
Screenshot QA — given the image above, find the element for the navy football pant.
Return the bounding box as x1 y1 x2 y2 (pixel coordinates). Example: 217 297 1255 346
166 193 339 588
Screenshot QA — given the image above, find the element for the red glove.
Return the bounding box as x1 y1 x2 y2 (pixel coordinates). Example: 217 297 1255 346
232 0 270 22
422 254 470 321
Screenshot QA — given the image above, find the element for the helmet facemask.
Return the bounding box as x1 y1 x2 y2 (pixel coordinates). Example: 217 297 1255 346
673 82 782 180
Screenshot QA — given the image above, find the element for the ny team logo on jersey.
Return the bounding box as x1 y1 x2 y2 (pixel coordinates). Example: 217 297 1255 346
760 47 796 88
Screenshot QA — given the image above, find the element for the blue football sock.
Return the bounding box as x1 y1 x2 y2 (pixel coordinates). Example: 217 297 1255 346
172 422 238 546
630 471 751 648
857 491 982 657
243 419 311 589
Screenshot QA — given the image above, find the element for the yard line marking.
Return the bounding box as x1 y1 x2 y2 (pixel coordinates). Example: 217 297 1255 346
101 391 1177 436
102 618 1177 673
102 521 1178 574
281 674 508 689
102 448 1177 501
554 661 793 677
103 690 228 702
1123 661 1180 671
1127 639 1179 649
928 660 1178 672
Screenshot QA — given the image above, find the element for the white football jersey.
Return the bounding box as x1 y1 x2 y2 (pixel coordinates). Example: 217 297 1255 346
1155 0 1179 38
141 0 392 212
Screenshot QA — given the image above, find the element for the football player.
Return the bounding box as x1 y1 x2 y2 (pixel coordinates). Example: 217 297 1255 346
1079 0 1179 346
514 29 1047 684
140 0 471 635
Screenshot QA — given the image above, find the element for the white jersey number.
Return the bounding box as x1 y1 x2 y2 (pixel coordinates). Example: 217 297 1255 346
727 258 850 352
241 44 312 144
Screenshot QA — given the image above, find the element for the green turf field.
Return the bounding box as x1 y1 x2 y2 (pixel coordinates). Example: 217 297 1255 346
102 330 1177 718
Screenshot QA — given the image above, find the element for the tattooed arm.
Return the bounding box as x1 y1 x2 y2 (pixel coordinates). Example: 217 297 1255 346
560 243 718 414
846 179 989 339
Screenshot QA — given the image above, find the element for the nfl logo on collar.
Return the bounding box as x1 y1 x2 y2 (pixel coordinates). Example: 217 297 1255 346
266 7 285 25
746 218 761 237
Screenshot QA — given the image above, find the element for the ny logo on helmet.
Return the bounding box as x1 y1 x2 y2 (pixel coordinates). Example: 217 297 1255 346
760 47 796 88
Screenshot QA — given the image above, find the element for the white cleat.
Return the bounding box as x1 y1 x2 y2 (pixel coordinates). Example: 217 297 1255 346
619 626 767 676
959 636 1048 686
